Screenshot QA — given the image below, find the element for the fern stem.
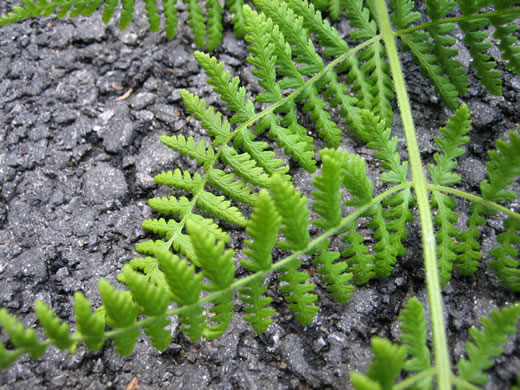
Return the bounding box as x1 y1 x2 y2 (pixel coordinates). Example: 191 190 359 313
393 367 437 390
429 184 520 221
395 8 520 37
374 0 451 389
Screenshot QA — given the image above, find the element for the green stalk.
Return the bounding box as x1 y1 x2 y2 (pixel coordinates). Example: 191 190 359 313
374 0 451 389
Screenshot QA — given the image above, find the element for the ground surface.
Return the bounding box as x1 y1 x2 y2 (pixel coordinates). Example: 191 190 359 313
0 1 519 389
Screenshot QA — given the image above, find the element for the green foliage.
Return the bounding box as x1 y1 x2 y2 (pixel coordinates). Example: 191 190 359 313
1 1 520 389
457 304 520 386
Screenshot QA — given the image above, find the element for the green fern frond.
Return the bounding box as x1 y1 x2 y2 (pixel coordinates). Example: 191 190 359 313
399 30 459 110
161 135 214 168
389 0 421 29
239 190 279 332
279 259 319 325
74 291 105 351
425 0 469 95
155 168 204 192
142 218 196 263
344 0 377 40
207 169 257 205
312 242 354 303
398 297 432 389
342 221 376 284
369 203 398 278
457 303 520 386
221 146 271 187
227 0 246 38
455 205 486 275
186 0 207 48
145 0 160 32
119 264 172 350
34 300 75 351
489 0 520 73
181 91 231 147
98 279 139 356
457 0 502 95
428 104 471 186
155 248 207 341
0 308 47 359
489 217 520 291
148 195 192 218
361 111 413 256
270 175 310 251
0 342 22 370
123 255 168 290
186 221 235 338
312 148 346 230
351 337 408 390
343 153 373 207
163 0 178 39
196 192 248 226
481 129 520 203
206 0 223 51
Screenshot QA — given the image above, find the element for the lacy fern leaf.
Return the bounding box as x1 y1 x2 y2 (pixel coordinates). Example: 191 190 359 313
457 303 520 386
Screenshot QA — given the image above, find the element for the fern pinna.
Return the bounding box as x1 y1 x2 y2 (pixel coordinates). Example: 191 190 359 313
0 0 247 50
1 0 520 388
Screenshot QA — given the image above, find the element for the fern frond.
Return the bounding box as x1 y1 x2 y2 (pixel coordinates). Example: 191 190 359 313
312 242 354 303
186 220 235 338
74 291 105 351
428 104 471 186
221 146 271 187
181 91 231 147
399 30 459 110
239 190 280 332
389 0 421 29
206 0 223 51
351 337 408 390
196 192 248 226
425 0 469 95
279 259 318 325
155 169 204 192
457 303 520 386
489 0 520 73
161 0 177 39
98 279 139 356
343 153 373 207
149 195 192 218
481 129 520 203
0 308 46 359
142 218 195 262
123 255 168 290
489 217 520 291
34 300 75 351
457 0 502 95
120 264 171 350
342 221 376 284
398 297 432 389
344 0 377 40
361 111 413 256
270 175 310 250
161 135 214 168
186 0 207 48
119 0 136 29
102 0 118 23
455 205 486 275
155 248 207 341
312 148 346 230
227 0 246 38
194 51 256 124
207 169 257 205
145 0 160 32
428 105 471 284
369 203 398 278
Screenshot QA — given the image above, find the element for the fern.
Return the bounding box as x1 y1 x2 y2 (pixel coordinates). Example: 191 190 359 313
1 1 520 389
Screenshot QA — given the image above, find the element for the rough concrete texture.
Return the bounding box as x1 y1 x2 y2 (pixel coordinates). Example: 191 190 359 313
0 1 519 389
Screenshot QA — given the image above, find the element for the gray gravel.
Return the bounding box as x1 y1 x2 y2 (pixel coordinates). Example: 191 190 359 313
0 1 519 389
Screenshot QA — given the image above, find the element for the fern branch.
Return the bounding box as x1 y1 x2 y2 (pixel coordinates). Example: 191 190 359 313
457 303 520 386
489 217 520 291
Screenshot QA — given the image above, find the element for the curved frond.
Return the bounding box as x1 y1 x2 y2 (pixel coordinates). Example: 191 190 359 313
398 298 432 381
312 241 354 303
312 148 347 229
457 303 520 385
0 308 46 359
489 217 520 291
74 291 106 351
35 300 75 351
